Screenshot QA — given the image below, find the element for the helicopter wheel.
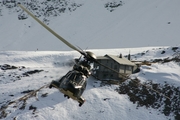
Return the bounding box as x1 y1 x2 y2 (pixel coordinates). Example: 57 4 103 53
78 98 85 107
49 84 52 89
64 95 70 99
79 101 85 107
79 103 83 107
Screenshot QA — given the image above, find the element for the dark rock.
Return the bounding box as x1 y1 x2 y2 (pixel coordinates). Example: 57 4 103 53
21 90 34 94
22 70 43 76
117 80 180 119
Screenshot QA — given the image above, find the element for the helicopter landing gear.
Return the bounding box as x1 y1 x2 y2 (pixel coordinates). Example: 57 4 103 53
79 103 83 107
49 84 52 89
78 97 85 107
64 94 70 99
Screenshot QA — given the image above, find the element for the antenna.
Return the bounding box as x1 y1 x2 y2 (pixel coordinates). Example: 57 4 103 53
128 50 131 60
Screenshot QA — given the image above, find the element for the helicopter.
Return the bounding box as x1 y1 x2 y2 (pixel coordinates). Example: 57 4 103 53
18 4 106 107
49 51 97 106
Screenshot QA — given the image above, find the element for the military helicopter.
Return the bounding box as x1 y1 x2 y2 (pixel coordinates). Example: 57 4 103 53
47 49 121 106
18 4 109 107
49 51 96 106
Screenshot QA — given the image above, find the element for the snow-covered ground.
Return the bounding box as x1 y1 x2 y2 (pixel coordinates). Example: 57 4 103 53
0 46 180 120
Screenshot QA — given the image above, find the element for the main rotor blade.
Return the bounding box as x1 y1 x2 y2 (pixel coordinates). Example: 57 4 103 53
18 4 82 54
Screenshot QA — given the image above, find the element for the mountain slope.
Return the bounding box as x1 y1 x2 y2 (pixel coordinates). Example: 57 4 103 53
0 0 180 51
0 46 180 120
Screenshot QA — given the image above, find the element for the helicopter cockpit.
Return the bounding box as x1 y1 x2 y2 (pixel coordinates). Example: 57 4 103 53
59 70 87 97
66 71 86 88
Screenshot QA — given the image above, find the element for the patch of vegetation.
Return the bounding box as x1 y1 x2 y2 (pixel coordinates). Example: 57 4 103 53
161 50 165 54
21 90 34 94
22 69 44 76
0 64 25 70
1 0 83 24
153 57 180 63
104 1 124 12
0 64 17 70
41 93 48 98
172 47 179 52
0 64 44 84
130 46 180 62
117 79 180 120
0 84 48 119
29 105 37 114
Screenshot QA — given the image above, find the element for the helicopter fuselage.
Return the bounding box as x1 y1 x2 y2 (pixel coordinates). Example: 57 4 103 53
49 60 92 106
59 70 87 97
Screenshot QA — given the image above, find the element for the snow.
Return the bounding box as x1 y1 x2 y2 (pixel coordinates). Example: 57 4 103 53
0 46 180 120
0 0 180 119
134 62 180 86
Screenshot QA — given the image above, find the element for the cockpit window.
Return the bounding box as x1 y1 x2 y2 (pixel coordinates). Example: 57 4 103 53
75 75 82 82
67 72 85 86
68 73 76 80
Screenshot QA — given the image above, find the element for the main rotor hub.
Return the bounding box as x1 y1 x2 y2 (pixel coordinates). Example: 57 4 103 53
85 51 96 61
